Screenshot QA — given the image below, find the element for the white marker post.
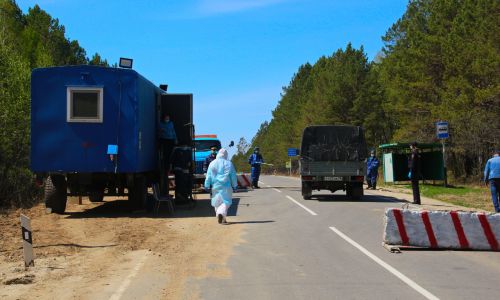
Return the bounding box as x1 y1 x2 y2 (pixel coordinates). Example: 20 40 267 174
20 214 34 267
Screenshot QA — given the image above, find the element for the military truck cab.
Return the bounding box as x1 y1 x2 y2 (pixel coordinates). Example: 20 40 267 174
299 125 367 200
193 135 222 184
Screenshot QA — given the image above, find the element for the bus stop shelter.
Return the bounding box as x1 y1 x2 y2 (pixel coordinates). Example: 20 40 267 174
379 143 444 183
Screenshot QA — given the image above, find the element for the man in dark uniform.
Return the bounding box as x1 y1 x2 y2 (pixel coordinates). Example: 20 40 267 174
408 142 421 204
248 147 264 188
203 146 218 173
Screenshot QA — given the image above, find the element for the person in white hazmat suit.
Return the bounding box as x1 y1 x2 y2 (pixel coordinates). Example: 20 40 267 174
204 148 238 224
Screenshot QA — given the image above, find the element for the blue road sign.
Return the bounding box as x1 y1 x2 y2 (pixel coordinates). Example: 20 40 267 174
436 121 449 139
287 148 298 157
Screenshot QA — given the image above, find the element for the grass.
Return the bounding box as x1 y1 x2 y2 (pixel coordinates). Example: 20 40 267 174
381 182 494 212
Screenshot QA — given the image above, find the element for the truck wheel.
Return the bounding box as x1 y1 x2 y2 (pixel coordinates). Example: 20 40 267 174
302 182 312 200
128 176 147 210
347 183 363 200
45 175 67 214
89 185 104 202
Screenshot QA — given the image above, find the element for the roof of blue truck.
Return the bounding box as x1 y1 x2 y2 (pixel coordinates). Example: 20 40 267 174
32 65 165 95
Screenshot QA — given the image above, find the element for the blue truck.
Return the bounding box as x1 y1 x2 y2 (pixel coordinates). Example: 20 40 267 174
31 65 193 213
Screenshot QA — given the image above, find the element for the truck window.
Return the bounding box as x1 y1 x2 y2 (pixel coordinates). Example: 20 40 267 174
194 140 221 151
67 87 103 123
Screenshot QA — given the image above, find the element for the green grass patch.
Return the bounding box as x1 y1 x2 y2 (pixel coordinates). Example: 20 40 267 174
382 183 493 212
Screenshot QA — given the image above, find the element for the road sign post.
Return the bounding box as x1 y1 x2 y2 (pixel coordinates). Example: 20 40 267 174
20 214 34 267
287 148 299 176
436 121 449 187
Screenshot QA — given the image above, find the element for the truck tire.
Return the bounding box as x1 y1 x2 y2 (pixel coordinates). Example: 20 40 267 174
45 175 67 214
128 176 147 210
302 182 312 200
89 185 104 202
347 183 363 200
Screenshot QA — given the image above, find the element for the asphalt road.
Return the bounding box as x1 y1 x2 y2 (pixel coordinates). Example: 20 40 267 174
197 175 500 300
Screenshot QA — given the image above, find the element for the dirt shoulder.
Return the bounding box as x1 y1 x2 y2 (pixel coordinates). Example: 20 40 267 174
0 194 244 300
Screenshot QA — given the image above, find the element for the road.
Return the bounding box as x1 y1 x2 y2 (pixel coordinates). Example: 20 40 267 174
197 175 500 300
1 175 499 300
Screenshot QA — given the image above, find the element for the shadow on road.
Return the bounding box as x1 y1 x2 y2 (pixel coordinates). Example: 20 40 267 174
63 197 246 219
226 220 275 225
311 194 403 203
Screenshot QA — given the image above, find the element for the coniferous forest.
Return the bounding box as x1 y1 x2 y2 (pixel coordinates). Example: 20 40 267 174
0 0 499 207
0 1 109 207
232 0 500 181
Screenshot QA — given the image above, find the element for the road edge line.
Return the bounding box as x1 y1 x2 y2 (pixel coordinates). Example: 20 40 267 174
328 226 439 300
109 252 149 300
286 195 317 216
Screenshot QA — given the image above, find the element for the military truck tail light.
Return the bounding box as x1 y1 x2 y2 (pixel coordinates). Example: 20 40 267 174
302 176 313 181
352 176 364 182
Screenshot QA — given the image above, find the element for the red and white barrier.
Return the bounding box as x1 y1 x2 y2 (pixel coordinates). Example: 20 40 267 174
383 208 500 251
237 174 252 189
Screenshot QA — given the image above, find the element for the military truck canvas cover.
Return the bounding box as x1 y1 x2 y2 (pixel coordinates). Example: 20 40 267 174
301 125 368 162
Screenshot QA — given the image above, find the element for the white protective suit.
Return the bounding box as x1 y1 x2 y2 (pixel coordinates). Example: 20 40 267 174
204 149 238 219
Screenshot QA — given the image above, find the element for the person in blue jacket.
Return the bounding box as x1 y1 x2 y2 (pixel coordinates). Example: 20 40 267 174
366 149 380 190
248 147 264 188
204 148 238 224
203 146 218 173
484 150 500 213
158 113 177 173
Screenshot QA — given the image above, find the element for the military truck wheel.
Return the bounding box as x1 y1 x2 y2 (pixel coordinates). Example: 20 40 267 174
347 183 363 200
302 182 312 200
45 175 67 214
89 185 104 202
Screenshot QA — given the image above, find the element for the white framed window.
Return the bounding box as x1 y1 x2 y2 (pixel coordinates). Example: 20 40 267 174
67 87 103 123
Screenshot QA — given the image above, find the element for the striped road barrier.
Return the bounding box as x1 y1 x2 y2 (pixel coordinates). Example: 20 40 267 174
237 174 252 189
383 208 500 251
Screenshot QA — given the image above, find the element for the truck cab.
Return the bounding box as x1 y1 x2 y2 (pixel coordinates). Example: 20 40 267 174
299 125 367 200
193 135 222 181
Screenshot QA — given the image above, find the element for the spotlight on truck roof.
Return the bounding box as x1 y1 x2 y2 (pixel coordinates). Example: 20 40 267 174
119 57 133 69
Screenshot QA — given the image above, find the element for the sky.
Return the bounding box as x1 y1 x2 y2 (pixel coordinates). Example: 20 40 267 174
18 0 408 157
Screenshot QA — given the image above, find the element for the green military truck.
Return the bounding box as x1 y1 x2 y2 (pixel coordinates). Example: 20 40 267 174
299 125 367 200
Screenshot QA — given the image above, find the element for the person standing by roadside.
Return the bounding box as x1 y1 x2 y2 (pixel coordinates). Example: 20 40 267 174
408 142 421 204
205 149 238 224
484 150 500 213
366 149 380 190
248 147 264 188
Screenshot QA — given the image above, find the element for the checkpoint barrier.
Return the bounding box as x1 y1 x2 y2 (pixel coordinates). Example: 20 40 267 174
383 208 500 251
237 173 252 189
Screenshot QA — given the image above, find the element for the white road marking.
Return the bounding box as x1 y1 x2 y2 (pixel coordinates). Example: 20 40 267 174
272 188 282 193
329 226 440 300
109 253 149 300
286 195 317 216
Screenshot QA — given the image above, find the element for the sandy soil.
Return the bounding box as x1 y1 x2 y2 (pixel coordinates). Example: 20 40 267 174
0 193 243 300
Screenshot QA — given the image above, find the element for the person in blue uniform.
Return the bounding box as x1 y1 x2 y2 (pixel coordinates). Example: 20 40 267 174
248 147 264 188
366 150 380 190
203 146 218 173
484 150 500 213
158 113 177 173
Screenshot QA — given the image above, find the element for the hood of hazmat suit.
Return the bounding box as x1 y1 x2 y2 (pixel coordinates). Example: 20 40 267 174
204 148 238 207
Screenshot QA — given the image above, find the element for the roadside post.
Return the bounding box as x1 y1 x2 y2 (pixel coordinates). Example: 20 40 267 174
20 214 34 267
436 121 449 187
287 148 299 176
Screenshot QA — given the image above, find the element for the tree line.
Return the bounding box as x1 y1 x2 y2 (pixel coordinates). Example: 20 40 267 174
232 0 499 182
0 0 109 207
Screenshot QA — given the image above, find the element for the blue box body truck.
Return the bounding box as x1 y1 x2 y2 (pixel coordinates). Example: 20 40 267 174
31 65 193 213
